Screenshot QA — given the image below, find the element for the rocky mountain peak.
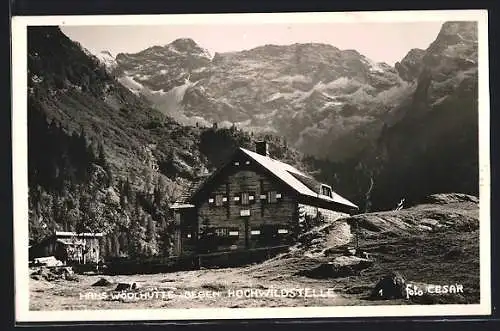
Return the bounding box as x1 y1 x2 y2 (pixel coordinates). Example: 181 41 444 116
168 38 212 58
438 21 478 41
424 21 478 66
96 50 118 70
395 48 426 82
171 37 198 48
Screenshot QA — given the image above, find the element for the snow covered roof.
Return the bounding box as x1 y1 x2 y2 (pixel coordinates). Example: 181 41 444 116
239 148 358 209
171 202 196 209
177 147 358 210
57 238 85 246
55 231 104 237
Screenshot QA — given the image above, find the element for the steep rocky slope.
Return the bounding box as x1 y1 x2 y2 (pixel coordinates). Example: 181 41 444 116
301 21 479 210
364 21 479 209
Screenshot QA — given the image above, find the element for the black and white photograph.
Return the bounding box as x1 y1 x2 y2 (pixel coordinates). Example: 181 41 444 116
12 10 490 322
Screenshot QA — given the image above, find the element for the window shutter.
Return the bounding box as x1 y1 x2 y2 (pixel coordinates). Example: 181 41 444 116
241 192 250 205
267 191 277 204
215 194 224 206
215 228 229 237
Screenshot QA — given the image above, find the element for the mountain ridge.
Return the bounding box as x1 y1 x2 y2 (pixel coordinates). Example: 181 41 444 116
108 37 411 161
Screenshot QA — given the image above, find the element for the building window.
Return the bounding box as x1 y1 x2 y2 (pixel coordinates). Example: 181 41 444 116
278 228 289 234
321 184 333 198
234 196 240 202
245 160 250 165
215 194 224 206
240 209 250 217
241 192 250 205
215 228 229 237
267 191 278 203
204 227 240 247
234 161 240 166
251 229 261 235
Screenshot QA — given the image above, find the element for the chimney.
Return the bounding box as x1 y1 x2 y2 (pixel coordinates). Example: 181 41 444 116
255 141 269 157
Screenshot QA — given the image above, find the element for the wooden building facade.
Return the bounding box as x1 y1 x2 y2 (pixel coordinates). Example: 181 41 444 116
171 142 358 256
29 231 103 265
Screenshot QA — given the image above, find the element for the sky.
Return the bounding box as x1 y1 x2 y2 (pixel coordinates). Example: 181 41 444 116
61 22 444 66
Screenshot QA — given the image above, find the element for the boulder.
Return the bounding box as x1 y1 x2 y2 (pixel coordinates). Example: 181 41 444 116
33 256 63 267
65 273 80 282
115 282 139 291
370 272 406 300
324 221 352 248
92 277 113 286
54 266 74 276
30 267 57 281
298 255 374 278
30 266 76 281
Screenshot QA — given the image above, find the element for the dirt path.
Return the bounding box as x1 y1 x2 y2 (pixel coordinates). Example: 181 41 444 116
29 265 408 310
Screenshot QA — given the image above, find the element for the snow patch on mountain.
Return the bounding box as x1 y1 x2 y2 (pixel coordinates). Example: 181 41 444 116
117 76 145 95
96 50 118 70
360 56 386 74
272 74 312 84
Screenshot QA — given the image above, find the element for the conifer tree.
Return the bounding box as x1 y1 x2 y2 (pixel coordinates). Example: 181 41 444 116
97 142 112 187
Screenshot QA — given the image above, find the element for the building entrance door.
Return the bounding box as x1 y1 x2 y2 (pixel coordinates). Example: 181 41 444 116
244 218 249 249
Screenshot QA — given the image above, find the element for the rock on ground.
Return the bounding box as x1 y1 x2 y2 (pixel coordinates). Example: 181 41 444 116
115 282 139 291
370 272 407 300
30 266 77 282
298 255 374 279
32 256 63 267
92 277 113 286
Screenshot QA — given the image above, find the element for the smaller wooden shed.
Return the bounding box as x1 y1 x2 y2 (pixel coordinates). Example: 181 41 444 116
29 231 104 265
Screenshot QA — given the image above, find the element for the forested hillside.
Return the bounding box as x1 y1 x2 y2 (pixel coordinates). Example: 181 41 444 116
27 26 300 259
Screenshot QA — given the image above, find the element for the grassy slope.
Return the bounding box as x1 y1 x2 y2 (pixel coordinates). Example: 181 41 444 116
247 197 480 304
